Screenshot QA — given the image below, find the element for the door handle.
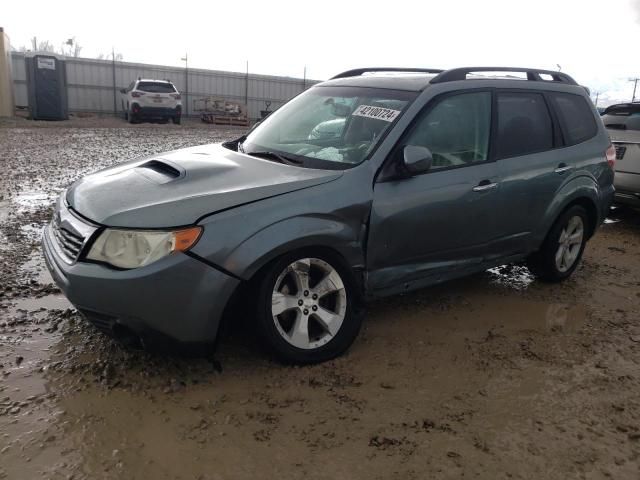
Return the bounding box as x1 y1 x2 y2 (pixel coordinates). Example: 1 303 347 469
472 181 499 192
554 163 572 174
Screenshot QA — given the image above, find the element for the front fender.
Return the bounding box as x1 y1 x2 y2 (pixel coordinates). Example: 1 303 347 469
222 214 365 280
190 174 372 281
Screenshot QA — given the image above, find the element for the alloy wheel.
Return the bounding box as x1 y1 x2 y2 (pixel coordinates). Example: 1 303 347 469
271 258 347 350
555 215 584 273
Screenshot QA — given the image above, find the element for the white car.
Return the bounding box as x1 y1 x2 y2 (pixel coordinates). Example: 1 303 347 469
120 79 182 124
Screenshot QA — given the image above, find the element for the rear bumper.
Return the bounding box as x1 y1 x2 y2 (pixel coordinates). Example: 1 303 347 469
133 106 181 118
614 171 640 207
42 222 240 349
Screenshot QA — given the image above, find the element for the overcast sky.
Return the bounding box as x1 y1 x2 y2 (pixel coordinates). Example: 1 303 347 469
3 0 640 105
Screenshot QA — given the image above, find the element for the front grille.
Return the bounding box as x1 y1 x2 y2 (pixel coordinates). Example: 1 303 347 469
614 144 627 160
52 221 85 261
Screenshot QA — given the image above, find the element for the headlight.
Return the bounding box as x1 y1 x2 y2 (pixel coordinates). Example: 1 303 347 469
86 226 202 269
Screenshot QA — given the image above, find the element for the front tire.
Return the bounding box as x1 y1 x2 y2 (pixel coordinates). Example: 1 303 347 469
254 251 363 364
527 205 589 282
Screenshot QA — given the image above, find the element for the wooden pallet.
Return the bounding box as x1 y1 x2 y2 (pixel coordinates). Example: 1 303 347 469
200 113 249 126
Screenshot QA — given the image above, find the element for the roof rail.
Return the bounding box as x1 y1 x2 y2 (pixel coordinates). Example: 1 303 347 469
430 67 578 85
331 67 444 80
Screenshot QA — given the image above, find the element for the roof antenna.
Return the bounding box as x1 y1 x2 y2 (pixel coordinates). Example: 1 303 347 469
556 64 562 71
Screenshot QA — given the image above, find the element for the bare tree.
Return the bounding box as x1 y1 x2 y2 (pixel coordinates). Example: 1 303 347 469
97 51 123 61
60 38 82 57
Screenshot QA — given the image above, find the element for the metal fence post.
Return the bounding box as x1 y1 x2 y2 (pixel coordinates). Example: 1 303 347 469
111 47 117 116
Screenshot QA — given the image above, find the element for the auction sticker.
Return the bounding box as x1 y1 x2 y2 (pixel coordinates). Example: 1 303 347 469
352 105 400 122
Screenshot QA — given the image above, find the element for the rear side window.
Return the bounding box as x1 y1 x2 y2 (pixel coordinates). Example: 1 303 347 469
136 82 176 93
550 93 597 144
404 91 491 170
496 92 553 158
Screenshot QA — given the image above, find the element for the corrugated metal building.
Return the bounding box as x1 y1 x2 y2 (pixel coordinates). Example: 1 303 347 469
10 52 318 120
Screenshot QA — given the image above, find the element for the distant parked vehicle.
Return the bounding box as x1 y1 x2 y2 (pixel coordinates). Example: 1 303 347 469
120 79 182 124
601 102 640 208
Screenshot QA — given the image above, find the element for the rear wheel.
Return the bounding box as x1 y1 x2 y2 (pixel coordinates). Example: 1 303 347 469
527 205 589 282
254 252 363 364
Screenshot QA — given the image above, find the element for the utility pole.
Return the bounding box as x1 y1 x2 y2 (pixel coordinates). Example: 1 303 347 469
303 65 306 91
630 78 639 102
112 47 118 115
245 60 249 108
181 53 189 117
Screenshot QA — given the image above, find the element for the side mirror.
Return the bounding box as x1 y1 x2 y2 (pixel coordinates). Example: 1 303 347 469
120 88 127 94
402 145 433 175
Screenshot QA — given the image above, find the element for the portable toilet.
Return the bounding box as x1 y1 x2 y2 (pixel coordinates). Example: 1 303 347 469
0 27 14 117
25 53 68 120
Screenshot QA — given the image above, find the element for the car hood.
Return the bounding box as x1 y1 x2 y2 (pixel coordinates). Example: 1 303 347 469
66 143 342 228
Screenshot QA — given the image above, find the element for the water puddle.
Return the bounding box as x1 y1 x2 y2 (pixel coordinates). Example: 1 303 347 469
452 296 588 333
18 250 53 285
20 223 45 243
13 191 52 211
6 294 70 319
486 264 535 290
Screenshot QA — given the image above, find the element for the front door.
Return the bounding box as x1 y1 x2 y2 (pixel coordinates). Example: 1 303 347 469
367 90 500 294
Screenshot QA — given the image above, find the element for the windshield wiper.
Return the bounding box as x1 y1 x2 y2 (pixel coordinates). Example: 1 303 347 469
246 151 303 166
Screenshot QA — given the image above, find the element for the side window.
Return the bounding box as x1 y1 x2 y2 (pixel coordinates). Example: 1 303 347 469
405 92 491 170
550 92 598 144
496 92 553 158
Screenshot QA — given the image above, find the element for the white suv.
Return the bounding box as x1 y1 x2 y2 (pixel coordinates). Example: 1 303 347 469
120 79 182 124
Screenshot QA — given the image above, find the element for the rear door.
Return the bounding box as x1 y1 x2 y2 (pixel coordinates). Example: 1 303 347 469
492 90 571 256
367 90 501 293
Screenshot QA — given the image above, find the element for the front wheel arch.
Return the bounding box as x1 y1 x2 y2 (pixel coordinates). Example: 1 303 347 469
248 245 365 300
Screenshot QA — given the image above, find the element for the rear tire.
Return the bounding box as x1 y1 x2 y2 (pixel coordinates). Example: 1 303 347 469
128 111 136 124
172 116 181 125
527 205 589 282
254 250 363 364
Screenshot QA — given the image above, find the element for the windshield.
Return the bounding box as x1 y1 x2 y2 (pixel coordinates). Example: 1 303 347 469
241 86 416 169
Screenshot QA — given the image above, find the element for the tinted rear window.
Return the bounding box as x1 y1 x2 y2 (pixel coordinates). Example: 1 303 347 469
496 92 553 158
603 104 640 116
601 103 640 131
550 93 597 145
136 82 176 93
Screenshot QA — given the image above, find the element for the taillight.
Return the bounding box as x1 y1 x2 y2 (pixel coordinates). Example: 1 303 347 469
131 91 144 98
606 144 616 169
171 93 181 100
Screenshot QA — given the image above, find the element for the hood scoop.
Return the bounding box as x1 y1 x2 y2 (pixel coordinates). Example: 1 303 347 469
136 160 183 184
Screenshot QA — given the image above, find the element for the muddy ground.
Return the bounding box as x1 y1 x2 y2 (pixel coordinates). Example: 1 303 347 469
0 118 639 480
